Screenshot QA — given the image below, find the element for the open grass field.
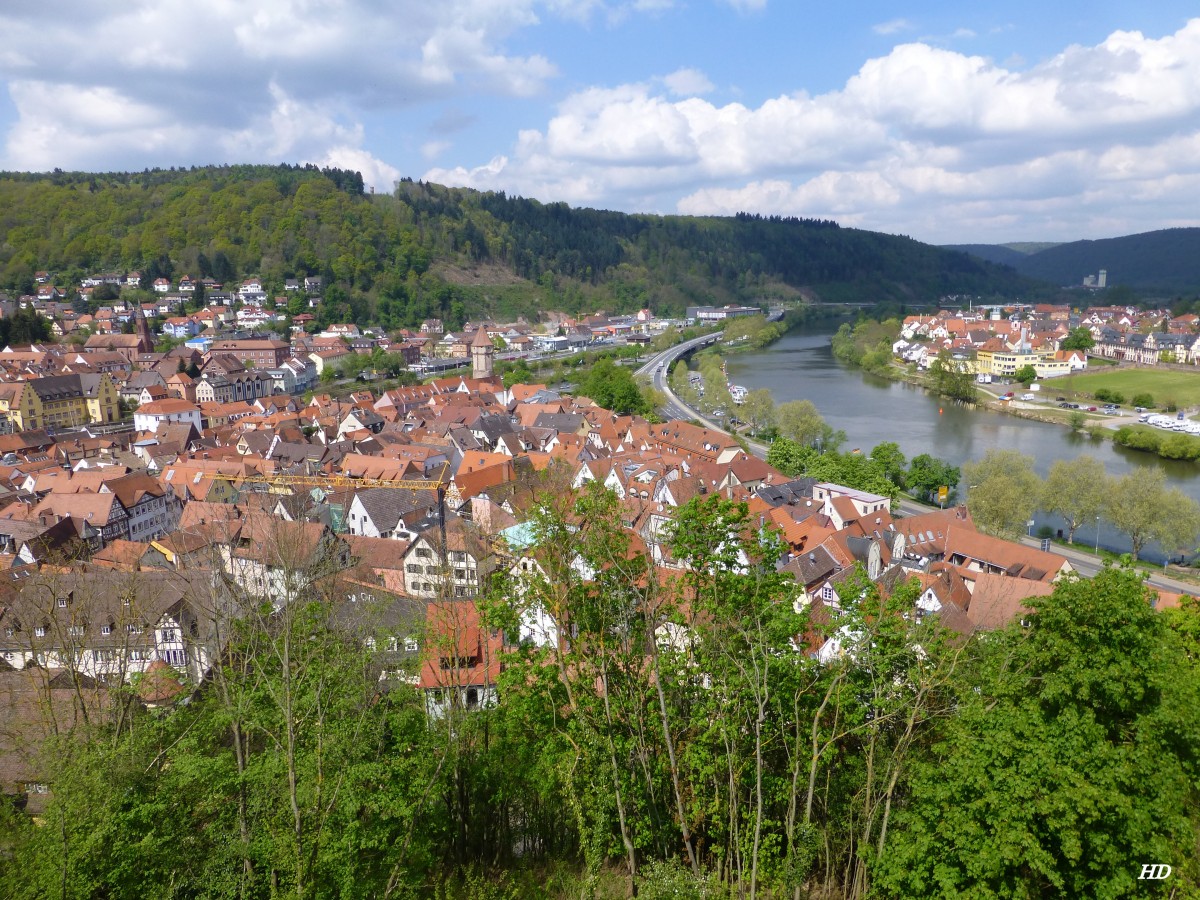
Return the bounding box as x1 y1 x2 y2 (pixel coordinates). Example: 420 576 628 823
1049 367 1200 408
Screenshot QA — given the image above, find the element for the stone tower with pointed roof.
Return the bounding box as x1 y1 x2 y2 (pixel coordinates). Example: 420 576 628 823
135 304 155 354
471 326 494 379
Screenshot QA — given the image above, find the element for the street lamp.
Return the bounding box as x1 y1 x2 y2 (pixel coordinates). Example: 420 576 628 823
1095 515 1100 554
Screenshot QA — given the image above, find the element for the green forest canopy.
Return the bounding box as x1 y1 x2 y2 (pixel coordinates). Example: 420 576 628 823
0 165 1044 332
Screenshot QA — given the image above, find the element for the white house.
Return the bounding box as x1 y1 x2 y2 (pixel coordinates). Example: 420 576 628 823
133 398 202 434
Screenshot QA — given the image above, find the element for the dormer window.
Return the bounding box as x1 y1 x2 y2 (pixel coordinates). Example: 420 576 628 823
56 596 68 608
100 623 112 635
34 624 47 638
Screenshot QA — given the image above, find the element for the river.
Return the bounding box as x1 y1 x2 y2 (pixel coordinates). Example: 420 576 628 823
726 320 1200 560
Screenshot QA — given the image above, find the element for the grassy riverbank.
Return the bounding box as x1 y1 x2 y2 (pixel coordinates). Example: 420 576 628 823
1050 367 1200 408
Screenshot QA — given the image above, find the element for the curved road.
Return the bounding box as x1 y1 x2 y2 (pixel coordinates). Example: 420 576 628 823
639 333 1199 595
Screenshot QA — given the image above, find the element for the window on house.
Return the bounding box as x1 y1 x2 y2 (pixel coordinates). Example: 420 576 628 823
34 625 47 637
56 597 68 608
160 629 176 643
100 624 112 635
67 625 84 637
406 564 421 574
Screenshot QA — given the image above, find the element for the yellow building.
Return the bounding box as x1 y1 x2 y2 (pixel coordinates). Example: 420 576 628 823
975 344 1073 380
0 373 120 433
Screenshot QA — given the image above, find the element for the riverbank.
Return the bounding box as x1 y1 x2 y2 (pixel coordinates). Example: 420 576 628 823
851 353 1200 465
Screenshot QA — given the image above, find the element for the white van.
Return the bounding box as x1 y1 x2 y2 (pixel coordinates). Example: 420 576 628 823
1020 393 1036 402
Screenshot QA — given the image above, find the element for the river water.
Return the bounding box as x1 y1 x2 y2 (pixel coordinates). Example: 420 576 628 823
726 320 1200 559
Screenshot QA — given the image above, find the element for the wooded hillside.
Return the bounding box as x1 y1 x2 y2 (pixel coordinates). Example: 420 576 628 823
947 228 1200 294
1 165 1039 329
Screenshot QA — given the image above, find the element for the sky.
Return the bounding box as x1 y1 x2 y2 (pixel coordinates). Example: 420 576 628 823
1 1 1199 245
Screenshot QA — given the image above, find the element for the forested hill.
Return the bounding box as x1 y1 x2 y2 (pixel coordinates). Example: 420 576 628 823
945 228 1200 294
0 165 1037 329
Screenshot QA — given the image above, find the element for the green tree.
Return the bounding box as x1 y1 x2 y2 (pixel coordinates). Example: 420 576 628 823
741 388 775 437
1108 466 1200 561
869 441 907 489
1013 364 1038 386
926 351 977 402
906 453 961 503
1042 455 1108 544
1060 326 1096 351
576 357 649 415
963 449 1042 539
874 565 1200 899
776 399 827 446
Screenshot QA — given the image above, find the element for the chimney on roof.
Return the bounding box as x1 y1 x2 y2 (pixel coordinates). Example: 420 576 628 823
808 552 816 563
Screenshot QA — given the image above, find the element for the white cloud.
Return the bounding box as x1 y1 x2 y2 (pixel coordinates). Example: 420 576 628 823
662 68 714 97
0 0 567 173
873 19 914 36
312 146 402 194
430 18 1200 242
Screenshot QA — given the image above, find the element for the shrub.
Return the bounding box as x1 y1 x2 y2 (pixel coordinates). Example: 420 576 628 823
1131 392 1155 408
1094 388 1126 404
1113 426 1162 453
1159 433 1200 460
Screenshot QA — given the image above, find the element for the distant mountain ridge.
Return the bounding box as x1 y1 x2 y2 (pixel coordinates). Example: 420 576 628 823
944 228 1200 294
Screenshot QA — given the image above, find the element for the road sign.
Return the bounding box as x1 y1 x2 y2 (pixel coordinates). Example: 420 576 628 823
937 486 949 503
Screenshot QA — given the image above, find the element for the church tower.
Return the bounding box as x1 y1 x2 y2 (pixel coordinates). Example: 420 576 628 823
471 326 494 379
135 304 155 354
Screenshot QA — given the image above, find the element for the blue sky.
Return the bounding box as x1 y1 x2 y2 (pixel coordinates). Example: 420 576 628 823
1 1 1198 244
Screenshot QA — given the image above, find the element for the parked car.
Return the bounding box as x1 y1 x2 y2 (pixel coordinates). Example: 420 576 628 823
1055 396 1066 401
1178 411 1186 420
1001 391 1015 399
1087 406 1098 412
1134 406 1147 413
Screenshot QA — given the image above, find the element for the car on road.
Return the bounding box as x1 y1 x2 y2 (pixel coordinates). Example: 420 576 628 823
1087 406 1098 412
